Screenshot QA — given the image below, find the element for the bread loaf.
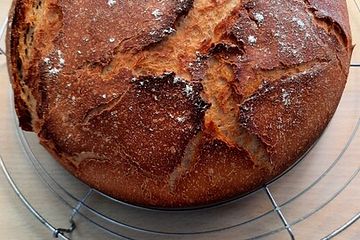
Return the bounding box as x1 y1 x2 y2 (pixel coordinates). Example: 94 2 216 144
7 0 352 208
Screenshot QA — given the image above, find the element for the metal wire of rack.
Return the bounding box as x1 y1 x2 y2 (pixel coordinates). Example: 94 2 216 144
0 1 359 239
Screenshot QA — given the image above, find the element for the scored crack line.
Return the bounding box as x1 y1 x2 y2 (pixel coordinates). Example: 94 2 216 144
83 86 130 123
303 0 349 48
102 0 242 79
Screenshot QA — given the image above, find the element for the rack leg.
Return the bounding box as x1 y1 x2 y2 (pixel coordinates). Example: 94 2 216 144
265 186 295 240
0 18 7 55
53 219 76 239
53 189 94 238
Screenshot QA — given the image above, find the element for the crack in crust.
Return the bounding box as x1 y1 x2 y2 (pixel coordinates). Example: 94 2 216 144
202 56 272 169
169 132 203 191
101 0 241 79
241 58 331 98
303 0 349 48
83 86 130 123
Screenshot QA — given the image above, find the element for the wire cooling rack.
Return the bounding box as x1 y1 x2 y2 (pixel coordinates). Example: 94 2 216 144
0 1 359 239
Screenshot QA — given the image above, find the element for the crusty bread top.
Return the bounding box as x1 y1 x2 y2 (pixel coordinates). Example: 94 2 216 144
7 0 352 207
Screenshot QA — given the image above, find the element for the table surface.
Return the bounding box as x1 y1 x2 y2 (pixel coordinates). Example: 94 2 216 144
0 1 359 240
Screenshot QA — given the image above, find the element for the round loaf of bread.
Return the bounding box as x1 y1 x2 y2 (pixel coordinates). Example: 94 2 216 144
7 0 352 208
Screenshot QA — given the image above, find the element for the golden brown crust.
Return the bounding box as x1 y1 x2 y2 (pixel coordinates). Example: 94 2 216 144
7 0 352 208
6 0 33 131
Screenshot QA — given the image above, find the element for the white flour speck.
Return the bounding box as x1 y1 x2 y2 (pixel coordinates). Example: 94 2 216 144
45 50 66 76
107 0 116 7
152 9 163 20
184 85 193 96
44 58 51 64
254 12 264 24
282 89 291 106
57 50 65 66
175 116 186 123
48 68 60 76
173 76 182 84
248 35 257 45
163 27 176 34
292 17 305 29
